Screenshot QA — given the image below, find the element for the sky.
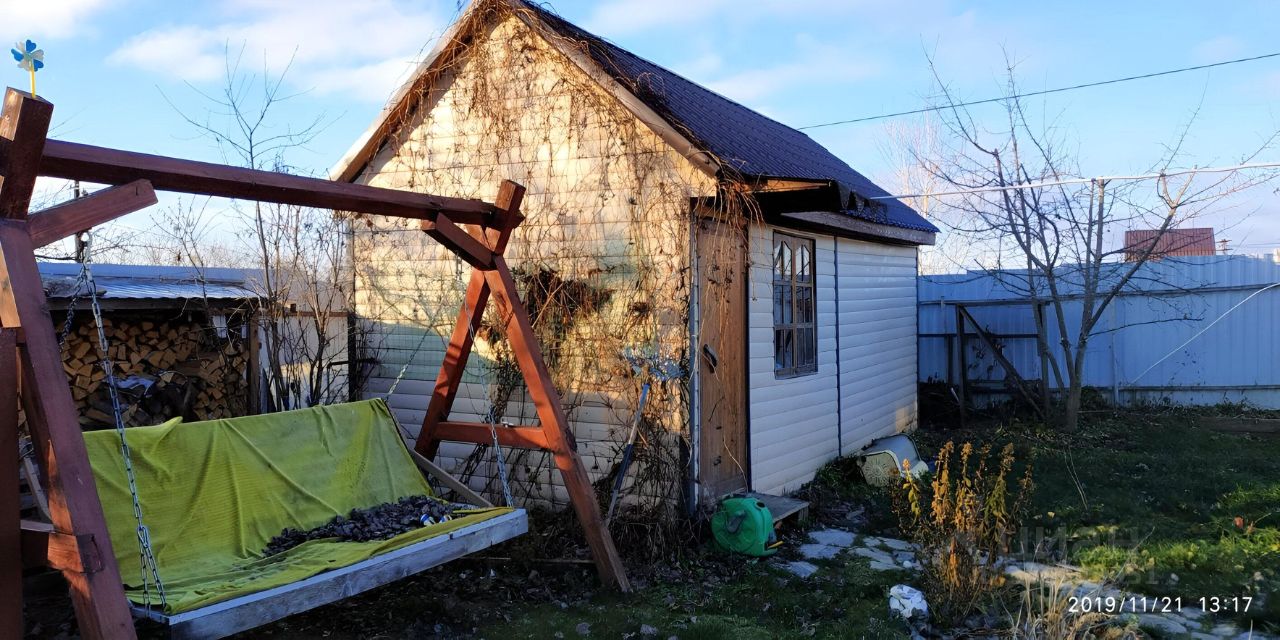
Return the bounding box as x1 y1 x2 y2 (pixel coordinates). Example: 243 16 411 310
6 0 1280 260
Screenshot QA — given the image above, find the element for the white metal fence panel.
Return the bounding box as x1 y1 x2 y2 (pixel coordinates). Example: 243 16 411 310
918 255 1280 408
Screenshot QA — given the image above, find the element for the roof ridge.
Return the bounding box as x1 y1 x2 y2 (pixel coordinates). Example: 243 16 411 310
519 1 814 139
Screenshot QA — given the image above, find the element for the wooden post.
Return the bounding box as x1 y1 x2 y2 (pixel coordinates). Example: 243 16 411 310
955 304 967 428
1 329 20 640
1035 302 1052 418
0 89 53 218
416 181 630 591
416 268 493 460
484 258 629 590
0 89 138 640
958 306 1044 420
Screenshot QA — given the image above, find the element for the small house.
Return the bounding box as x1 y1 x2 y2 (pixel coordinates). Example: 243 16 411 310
334 0 938 511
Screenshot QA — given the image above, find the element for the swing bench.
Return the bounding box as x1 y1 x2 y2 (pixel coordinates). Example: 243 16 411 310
87 399 527 639
1 87 628 640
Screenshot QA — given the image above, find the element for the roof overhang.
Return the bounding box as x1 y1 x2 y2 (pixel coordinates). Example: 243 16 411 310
749 182 935 245
775 210 936 246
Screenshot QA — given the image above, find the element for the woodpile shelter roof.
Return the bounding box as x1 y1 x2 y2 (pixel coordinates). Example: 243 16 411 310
39 262 257 304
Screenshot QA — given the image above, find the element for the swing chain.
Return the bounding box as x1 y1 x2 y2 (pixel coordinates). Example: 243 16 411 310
80 234 168 609
56 259 89 346
384 329 431 398
489 420 514 507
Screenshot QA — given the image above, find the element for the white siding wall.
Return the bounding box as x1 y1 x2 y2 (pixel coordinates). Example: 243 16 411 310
747 225 840 495
747 224 919 495
835 237 919 452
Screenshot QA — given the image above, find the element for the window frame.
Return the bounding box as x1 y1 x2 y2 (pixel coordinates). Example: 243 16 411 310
772 232 817 378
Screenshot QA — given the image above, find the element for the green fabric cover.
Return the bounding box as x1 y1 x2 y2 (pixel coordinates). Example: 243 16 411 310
84 399 511 614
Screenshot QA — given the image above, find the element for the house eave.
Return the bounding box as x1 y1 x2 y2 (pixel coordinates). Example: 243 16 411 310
775 210 936 246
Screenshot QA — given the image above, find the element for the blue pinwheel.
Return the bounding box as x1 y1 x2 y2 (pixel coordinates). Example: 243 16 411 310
11 39 44 97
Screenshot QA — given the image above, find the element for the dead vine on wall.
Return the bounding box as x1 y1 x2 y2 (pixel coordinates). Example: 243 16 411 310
351 0 760 551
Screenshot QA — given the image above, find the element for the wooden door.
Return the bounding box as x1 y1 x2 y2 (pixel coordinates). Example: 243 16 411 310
696 219 749 501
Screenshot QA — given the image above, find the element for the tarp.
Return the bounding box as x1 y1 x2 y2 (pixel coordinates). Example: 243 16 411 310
84 399 511 614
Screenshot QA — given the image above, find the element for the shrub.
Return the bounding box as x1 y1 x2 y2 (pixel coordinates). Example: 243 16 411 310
891 441 1034 623
1008 580 1140 639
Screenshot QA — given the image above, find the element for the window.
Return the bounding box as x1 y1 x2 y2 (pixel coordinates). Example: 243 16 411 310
773 233 816 377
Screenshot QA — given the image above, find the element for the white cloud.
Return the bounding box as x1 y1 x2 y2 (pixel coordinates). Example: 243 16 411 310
704 37 882 103
107 26 227 81
0 0 116 39
107 0 446 102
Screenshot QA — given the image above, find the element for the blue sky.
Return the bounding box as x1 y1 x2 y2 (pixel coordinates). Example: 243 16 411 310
7 0 1280 255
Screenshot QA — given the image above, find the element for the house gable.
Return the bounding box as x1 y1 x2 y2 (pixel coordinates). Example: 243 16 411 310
334 0 936 245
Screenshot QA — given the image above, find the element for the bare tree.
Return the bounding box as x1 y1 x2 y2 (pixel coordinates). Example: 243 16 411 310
880 117 981 274
917 57 1278 431
163 48 351 411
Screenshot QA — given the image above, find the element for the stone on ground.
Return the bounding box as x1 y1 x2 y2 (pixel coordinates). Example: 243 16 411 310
781 560 819 578
808 528 856 548
852 546 894 564
798 543 841 560
1135 613 1187 636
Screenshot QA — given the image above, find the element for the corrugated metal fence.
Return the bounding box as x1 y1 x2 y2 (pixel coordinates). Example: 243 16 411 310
917 254 1280 408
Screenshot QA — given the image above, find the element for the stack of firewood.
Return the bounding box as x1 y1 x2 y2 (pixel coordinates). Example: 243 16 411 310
59 317 248 427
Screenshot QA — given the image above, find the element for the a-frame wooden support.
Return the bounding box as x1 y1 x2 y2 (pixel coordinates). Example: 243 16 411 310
0 87 628 639
414 182 631 592
1 90 139 638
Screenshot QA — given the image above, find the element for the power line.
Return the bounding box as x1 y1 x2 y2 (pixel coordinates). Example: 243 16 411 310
868 160 1280 201
799 51 1280 130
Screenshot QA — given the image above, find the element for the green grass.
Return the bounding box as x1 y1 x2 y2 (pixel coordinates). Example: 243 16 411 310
913 410 1280 627
244 408 1278 638
480 555 909 639
480 409 1280 637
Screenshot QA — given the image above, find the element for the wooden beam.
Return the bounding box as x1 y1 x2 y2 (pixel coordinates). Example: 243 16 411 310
958 306 1044 419
0 221 137 639
20 519 50 570
402 447 493 508
421 213 495 270
0 89 53 219
485 257 629 591
38 139 504 226
27 179 158 247
412 181 627 590
415 269 492 461
435 421 550 450
415 182 526 460
0 329 20 640
18 519 101 573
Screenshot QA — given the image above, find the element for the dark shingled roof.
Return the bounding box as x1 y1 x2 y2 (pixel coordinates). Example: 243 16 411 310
525 2 938 234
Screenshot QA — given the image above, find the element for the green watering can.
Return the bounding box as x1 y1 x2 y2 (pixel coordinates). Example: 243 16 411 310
711 497 779 557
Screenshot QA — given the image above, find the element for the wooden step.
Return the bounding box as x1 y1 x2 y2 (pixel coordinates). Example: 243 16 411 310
736 491 809 525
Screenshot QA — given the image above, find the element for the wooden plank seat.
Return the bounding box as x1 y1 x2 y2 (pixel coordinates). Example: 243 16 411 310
78 399 525 639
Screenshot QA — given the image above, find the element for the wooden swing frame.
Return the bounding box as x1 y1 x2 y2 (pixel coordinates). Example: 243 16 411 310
0 88 628 640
